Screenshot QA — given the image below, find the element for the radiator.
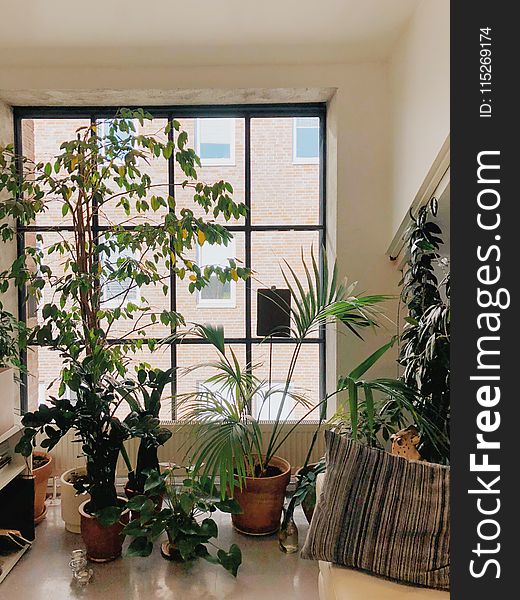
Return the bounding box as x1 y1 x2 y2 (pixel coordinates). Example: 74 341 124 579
43 423 326 483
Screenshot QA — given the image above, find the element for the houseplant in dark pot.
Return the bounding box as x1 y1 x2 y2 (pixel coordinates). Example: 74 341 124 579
119 367 174 511
177 250 388 535
1 110 249 559
121 467 242 576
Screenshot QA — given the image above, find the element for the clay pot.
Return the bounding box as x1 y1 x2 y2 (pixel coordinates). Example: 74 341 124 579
79 497 129 562
231 456 291 535
32 451 53 524
60 467 90 533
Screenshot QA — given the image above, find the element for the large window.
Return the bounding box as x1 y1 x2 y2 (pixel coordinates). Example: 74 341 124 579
16 105 325 421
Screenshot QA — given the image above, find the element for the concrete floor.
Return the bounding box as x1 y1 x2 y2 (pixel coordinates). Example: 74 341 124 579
1 502 319 599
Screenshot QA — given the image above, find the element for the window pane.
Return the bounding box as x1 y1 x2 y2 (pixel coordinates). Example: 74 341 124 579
176 344 246 420
295 118 319 159
252 343 320 421
197 118 234 163
22 119 91 227
251 117 320 225
176 233 245 337
173 118 245 225
251 231 321 339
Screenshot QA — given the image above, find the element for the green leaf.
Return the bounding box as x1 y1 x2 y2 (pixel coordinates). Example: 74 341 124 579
216 544 242 577
96 506 122 527
126 536 153 557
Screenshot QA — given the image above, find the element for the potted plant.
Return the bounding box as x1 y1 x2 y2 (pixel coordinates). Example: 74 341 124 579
32 450 53 524
1 110 249 560
398 197 450 463
119 367 174 510
121 467 242 577
60 466 89 533
178 250 388 535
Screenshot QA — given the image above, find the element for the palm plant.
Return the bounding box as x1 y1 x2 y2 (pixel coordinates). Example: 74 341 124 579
175 249 389 496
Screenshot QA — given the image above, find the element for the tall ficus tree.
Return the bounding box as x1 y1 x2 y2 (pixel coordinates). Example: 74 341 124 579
0 108 249 378
0 109 250 512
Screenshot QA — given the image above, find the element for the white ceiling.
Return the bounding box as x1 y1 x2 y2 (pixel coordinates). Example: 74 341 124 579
0 0 419 67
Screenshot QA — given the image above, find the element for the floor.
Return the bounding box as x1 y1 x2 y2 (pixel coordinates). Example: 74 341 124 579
1 502 319 600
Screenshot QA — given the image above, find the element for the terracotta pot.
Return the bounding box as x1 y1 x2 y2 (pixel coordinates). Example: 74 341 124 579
32 451 53 524
60 467 90 533
79 497 129 562
231 455 291 535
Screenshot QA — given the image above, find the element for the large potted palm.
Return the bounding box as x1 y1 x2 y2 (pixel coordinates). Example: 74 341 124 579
1 109 249 559
177 250 388 535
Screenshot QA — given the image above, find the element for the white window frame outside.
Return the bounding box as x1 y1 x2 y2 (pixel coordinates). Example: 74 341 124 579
195 118 236 167
196 238 236 309
292 117 320 165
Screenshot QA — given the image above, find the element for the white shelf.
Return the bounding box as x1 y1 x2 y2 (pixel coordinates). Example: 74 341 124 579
0 462 26 490
0 544 30 584
0 420 22 446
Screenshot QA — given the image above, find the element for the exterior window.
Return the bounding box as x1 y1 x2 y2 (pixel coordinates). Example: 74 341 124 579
197 238 236 308
196 118 235 166
293 117 319 164
254 382 294 421
18 110 324 421
101 244 140 308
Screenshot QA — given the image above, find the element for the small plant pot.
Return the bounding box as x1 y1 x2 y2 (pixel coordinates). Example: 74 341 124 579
60 467 90 533
32 451 53 524
79 497 129 563
231 456 291 535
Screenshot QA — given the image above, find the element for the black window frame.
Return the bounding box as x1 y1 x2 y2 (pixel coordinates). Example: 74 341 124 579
14 103 327 420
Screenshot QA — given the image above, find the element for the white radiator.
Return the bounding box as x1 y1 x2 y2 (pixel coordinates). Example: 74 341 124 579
44 423 326 482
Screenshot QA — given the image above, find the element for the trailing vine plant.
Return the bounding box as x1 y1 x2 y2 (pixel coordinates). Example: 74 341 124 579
398 197 450 463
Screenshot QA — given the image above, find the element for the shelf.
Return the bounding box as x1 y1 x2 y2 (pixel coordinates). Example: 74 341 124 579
0 544 30 584
0 463 26 491
0 420 22 446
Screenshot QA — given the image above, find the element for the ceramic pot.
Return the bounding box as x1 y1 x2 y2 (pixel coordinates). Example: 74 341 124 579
79 497 129 562
231 456 291 535
33 451 53 524
60 467 89 533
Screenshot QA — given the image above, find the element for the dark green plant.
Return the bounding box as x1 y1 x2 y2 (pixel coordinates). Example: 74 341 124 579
16 353 130 511
120 467 242 577
399 197 450 463
120 367 174 493
176 249 389 497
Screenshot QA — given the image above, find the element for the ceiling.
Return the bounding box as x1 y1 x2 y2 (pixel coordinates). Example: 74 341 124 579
0 0 419 67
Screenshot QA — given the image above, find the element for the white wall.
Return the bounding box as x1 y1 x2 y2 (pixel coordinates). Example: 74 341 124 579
389 0 450 240
0 100 17 316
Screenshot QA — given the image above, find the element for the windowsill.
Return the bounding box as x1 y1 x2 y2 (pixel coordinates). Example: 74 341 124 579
199 160 236 167
196 301 237 309
292 157 319 165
